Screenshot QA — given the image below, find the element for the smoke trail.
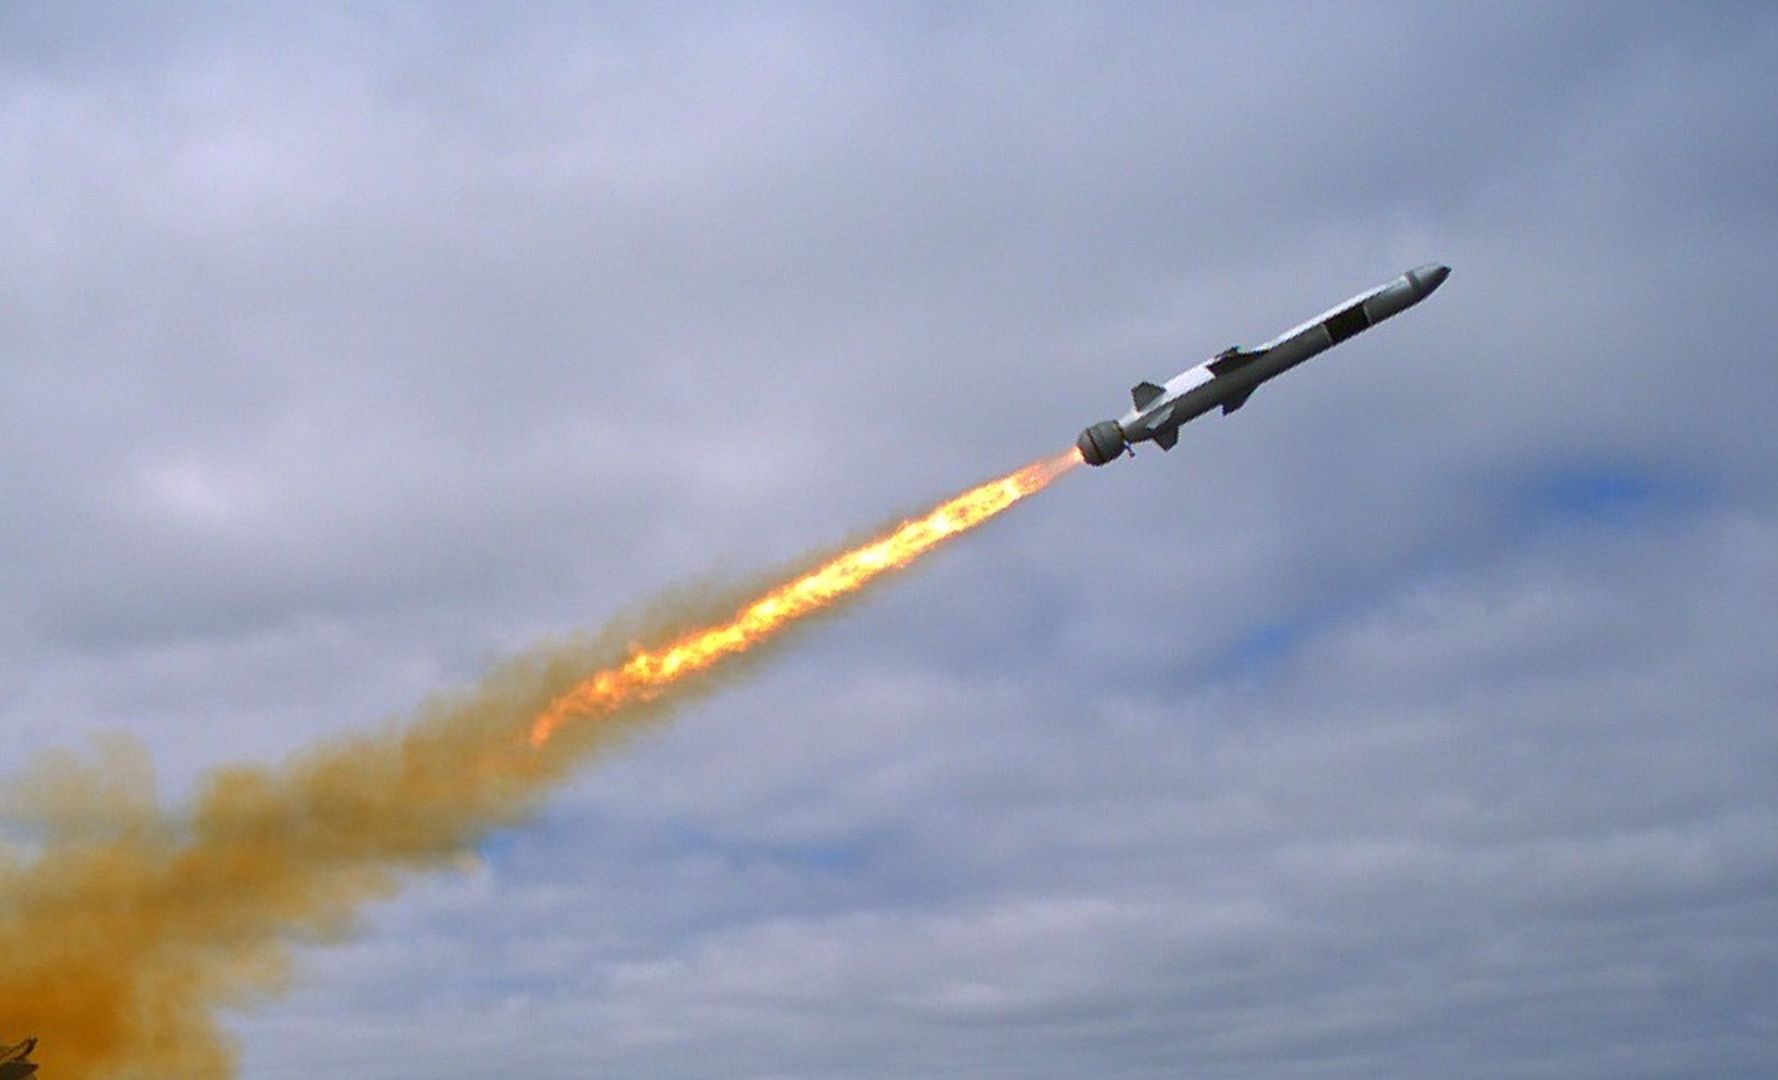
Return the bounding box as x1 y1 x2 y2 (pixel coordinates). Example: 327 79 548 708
0 450 1078 1078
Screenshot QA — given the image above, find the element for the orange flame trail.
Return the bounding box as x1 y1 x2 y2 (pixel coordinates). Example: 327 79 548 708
531 448 1081 745
0 447 1081 1077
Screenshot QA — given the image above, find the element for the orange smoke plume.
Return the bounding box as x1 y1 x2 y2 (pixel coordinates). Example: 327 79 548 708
0 449 1078 1078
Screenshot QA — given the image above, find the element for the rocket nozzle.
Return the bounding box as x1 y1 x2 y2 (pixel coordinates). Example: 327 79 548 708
1076 421 1127 466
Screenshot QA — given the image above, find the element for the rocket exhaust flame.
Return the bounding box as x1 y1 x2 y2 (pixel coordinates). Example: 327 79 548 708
530 448 1081 746
0 448 1078 1079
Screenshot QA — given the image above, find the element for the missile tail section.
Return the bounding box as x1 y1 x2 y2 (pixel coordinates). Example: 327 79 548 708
1076 420 1127 466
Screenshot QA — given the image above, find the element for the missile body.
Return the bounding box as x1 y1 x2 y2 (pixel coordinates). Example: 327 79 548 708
1076 264 1450 465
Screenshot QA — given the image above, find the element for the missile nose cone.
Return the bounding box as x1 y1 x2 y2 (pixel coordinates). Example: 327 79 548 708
1408 263 1450 299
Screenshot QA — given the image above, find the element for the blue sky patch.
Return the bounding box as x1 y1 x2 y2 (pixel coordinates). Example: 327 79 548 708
1539 466 1657 521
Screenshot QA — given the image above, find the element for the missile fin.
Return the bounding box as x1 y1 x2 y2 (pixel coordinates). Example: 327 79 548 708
1222 387 1256 415
1131 382 1166 409
1153 424 1179 451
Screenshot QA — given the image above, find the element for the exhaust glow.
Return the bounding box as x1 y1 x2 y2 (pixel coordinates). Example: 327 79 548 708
531 448 1081 745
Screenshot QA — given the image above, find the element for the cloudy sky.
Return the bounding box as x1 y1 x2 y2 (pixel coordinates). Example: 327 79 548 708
4 3 1776 1076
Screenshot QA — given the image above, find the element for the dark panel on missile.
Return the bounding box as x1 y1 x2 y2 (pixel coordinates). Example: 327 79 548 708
1207 348 1261 376
1323 302 1370 344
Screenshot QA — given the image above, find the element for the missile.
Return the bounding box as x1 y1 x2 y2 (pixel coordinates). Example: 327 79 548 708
1076 263 1450 465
